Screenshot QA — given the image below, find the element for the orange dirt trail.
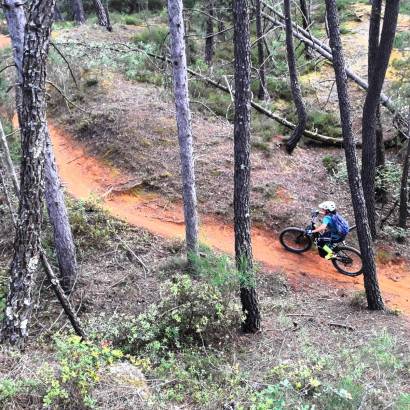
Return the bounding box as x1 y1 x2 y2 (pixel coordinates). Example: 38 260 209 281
2 33 408 314
48 123 410 314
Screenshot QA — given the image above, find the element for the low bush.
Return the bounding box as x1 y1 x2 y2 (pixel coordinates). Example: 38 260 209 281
0 336 125 409
68 199 120 252
88 252 242 353
322 154 341 175
133 25 169 51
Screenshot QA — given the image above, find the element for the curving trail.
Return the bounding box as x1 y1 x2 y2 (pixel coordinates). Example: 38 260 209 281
1 34 409 314
48 123 410 314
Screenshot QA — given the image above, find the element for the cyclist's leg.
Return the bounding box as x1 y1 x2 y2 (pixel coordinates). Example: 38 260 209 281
317 233 332 258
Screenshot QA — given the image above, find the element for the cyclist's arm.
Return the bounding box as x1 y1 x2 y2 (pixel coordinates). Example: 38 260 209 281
312 223 327 234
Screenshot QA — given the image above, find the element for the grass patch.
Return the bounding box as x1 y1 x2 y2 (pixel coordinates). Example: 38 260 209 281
133 25 169 50
394 31 410 49
68 198 122 253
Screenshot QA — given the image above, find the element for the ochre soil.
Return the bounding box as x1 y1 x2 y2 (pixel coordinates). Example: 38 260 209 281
46 119 410 315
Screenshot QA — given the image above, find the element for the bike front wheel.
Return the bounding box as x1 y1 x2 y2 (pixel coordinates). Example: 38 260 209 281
332 246 363 276
279 227 313 253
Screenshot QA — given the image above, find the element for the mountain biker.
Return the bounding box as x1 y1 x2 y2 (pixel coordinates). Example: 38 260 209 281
306 201 347 260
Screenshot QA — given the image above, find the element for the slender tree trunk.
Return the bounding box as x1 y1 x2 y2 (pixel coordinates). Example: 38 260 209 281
233 0 261 332
255 0 266 100
398 110 410 229
284 0 307 154
204 0 214 65
44 134 77 292
299 0 311 59
368 0 385 202
93 0 112 32
361 0 400 238
4 0 78 293
325 0 384 310
71 0 85 24
54 4 63 21
2 0 57 345
167 0 199 257
0 119 19 194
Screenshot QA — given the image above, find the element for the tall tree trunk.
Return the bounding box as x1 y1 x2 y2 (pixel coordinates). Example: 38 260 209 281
167 0 199 257
361 0 400 238
93 0 112 32
368 0 386 202
4 0 78 294
204 0 214 65
54 4 63 21
398 110 410 229
255 0 266 100
299 0 311 59
71 0 85 24
325 0 384 310
44 134 77 292
284 0 307 154
2 0 57 345
233 0 261 332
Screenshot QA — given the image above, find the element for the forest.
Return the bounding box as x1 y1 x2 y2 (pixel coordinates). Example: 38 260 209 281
0 0 409 408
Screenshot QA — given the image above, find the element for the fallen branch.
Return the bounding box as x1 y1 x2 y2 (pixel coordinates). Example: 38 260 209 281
328 322 355 331
112 230 148 275
40 249 86 339
50 42 79 88
46 80 89 114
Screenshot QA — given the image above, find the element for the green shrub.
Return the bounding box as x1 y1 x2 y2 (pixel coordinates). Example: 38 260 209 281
307 110 342 138
375 161 402 197
124 15 139 25
41 335 124 408
133 25 169 51
153 349 248 406
68 199 118 251
393 31 410 49
88 253 242 353
322 154 341 175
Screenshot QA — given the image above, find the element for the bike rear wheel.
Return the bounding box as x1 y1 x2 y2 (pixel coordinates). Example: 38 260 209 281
279 227 312 253
332 246 363 276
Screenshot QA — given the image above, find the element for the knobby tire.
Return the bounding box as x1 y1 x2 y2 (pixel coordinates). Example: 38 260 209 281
279 227 312 253
332 245 363 276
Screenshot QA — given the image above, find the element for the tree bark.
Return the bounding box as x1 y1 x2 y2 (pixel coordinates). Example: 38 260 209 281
398 110 410 229
71 0 85 24
167 0 199 257
204 0 214 65
299 0 311 59
44 134 77 293
284 0 307 154
93 0 112 32
325 0 384 310
2 0 57 345
4 0 78 293
233 0 261 333
255 0 266 100
361 0 400 238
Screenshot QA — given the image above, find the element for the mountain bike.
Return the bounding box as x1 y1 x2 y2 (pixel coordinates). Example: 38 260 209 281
279 210 363 276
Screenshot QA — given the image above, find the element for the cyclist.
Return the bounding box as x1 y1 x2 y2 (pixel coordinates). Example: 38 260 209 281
306 201 347 260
